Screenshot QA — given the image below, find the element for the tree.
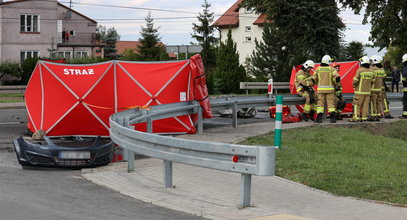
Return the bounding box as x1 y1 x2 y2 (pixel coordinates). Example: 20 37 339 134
20 57 39 85
0 62 22 83
384 46 403 68
214 29 246 94
120 48 139 61
191 0 218 93
137 11 166 61
344 41 366 61
47 37 57 59
97 25 120 59
242 0 344 60
339 0 407 51
249 23 292 81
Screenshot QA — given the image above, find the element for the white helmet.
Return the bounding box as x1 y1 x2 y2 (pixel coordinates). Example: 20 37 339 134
303 60 315 69
321 55 333 64
359 56 370 65
403 54 407 62
370 55 383 64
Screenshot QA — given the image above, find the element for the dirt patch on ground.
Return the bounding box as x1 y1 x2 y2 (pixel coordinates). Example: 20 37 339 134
328 120 407 141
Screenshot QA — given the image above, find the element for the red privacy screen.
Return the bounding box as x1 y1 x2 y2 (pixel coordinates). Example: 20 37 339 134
26 55 211 136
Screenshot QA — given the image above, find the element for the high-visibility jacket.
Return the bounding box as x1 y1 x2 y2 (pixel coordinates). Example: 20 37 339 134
313 66 339 94
295 69 314 93
353 67 375 95
371 66 386 92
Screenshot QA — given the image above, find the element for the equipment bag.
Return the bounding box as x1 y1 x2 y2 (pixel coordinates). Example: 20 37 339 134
269 105 291 118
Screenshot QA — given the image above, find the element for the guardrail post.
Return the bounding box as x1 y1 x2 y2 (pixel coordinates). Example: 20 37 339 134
197 105 203 134
232 101 238 127
274 95 283 148
240 174 252 208
146 110 153 133
120 116 128 163
164 160 173 188
144 109 173 188
124 116 135 172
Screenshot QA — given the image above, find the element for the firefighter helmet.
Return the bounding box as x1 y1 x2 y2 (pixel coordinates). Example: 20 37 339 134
303 60 315 68
321 55 333 64
370 55 383 64
359 56 370 65
403 54 407 62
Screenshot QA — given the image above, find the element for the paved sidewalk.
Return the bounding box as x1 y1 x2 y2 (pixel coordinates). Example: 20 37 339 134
82 118 407 220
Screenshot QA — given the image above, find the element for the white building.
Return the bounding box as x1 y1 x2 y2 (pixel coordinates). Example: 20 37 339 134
213 0 268 65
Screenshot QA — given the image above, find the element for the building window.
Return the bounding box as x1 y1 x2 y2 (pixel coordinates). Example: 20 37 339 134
245 37 252 43
20 14 40 32
245 8 253 14
57 51 72 59
20 51 39 62
75 51 88 59
245 26 252 32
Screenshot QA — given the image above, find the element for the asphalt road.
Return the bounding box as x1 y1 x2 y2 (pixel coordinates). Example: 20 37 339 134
0 109 206 220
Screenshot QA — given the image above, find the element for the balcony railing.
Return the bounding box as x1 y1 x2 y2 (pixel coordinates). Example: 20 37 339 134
57 32 97 46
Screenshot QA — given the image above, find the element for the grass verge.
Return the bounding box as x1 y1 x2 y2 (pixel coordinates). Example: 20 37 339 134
241 121 407 205
0 93 24 103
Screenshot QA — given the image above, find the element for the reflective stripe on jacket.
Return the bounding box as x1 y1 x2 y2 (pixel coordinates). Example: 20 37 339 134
314 66 338 94
353 67 374 95
371 66 385 92
295 69 314 92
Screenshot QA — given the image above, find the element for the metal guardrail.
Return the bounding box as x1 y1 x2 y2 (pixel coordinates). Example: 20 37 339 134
109 92 403 208
240 82 290 94
0 85 26 94
239 81 403 94
110 100 277 208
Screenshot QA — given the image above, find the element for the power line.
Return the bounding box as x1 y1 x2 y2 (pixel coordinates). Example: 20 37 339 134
1 0 367 26
60 1 201 15
59 1 260 19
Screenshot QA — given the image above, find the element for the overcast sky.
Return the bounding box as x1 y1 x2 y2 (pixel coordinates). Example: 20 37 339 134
28 0 374 45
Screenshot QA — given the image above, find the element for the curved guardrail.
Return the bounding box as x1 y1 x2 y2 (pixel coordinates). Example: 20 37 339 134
110 100 276 208
109 93 403 208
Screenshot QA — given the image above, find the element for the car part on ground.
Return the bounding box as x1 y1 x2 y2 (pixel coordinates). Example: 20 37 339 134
13 136 113 168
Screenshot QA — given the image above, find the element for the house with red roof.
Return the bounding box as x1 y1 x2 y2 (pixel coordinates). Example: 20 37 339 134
213 0 269 65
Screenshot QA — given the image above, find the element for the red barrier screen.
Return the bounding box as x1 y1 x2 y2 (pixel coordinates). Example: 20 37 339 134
26 55 211 136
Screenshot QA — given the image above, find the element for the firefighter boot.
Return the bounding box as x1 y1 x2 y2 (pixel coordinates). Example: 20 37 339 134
384 114 394 119
314 113 323 123
330 112 336 123
301 112 309 122
309 110 315 121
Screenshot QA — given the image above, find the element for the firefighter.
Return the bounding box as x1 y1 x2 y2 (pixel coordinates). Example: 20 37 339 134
401 54 407 119
332 63 346 120
371 55 393 119
368 55 384 121
295 60 317 121
349 56 375 122
313 55 340 123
